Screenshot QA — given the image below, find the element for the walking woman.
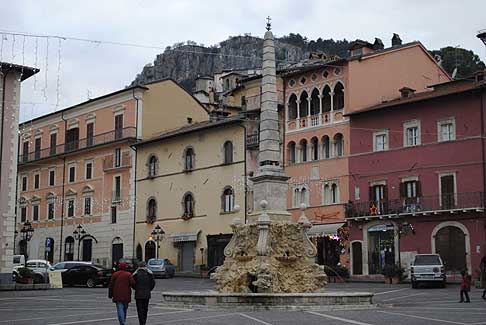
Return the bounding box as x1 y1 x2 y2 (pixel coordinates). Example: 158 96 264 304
133 262 156 325
109 262 136 325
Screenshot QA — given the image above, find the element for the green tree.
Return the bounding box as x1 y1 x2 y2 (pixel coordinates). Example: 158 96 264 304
430 47 485 79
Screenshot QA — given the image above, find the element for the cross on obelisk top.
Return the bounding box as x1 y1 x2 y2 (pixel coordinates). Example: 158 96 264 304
266 16 272 31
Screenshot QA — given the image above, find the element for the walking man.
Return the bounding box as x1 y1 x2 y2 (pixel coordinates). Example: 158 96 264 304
133 261 156 325
109 261 135 325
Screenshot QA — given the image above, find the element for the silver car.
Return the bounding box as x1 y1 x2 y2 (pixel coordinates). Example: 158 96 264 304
147 258 176 278
13 259 51 283
410 254 446 288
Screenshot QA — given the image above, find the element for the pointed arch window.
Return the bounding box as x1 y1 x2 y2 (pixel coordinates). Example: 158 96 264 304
322 135 330 159
322 86 331 112
288 94 298 120
333 83 344 111
147 198 157 223
148 155 158 177
334 133 344 157
287 141 296 164
299 91 309 118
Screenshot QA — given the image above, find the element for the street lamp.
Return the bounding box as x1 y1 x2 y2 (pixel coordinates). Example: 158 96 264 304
73 224 88 261
151 224 165 259
392 220 416 269
20 221 34 241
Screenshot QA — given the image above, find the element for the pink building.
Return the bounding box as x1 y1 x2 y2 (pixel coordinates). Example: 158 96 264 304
17 86 144 265
281 36 450 269
347 73 486 279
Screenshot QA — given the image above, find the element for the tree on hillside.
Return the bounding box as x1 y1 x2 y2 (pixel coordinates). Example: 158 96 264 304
431 47 485 79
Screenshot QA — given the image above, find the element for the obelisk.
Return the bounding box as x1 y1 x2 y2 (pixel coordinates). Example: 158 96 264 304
248 18 291 222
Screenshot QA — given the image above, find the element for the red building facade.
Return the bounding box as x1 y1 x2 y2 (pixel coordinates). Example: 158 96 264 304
347 76 486 280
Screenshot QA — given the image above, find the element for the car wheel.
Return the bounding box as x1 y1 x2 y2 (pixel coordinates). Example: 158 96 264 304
86 278 96 288
12 272 17 281
440 280 446 288
411 281 418 289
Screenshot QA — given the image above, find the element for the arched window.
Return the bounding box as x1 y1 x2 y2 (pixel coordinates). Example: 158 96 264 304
293 188 300 207
300 139 308 162
311 137 319 161
183 193 194 217
323 184 331 205
299 91 309 118
184 147 195 170
222 187 235 212
331 183 339 203
64 236 74 261
322 135 330 159
287 141 296 164
322 85 331 112
148 155 158 177
288 94 298 120
147 198 157 222
223 141 233 164
310 88 320 116
334 133 344 157
333 82 344 111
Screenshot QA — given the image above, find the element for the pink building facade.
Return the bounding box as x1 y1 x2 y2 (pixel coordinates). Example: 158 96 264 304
16 86 144 266
281 37 450 270
347 75 486 279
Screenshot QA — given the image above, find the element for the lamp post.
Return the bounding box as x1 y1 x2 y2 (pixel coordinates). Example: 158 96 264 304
19 221 34 258
73 224 88 261
393 219 416 269
151 224 165 259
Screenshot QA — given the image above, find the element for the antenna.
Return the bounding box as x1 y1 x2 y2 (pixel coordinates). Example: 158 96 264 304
477 29 486 46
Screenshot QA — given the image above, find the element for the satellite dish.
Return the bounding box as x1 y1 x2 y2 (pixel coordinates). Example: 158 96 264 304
451 67 458 79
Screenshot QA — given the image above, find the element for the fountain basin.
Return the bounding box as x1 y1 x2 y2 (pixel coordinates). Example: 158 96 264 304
162 291 374 311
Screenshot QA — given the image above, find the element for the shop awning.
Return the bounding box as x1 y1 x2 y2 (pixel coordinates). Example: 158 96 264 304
307 223 344 237
169 231 200 242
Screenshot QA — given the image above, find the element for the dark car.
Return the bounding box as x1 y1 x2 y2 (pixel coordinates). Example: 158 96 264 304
61 264 112 288
147 258 176 278
113 258 140 273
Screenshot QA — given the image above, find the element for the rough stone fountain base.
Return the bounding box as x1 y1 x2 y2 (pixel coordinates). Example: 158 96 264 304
162 291 374 311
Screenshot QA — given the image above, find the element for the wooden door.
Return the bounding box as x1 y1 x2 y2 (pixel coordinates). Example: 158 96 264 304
352 242 363 275
435 226 466 272
82 239 92 262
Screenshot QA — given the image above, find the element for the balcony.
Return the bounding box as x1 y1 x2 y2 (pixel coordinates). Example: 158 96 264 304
18 127 136 164
247 133 259 149
103 151 132 171
346 192 484 220
286 111 345 132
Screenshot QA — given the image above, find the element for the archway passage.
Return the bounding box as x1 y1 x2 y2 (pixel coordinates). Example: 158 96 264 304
145 241 156 262
435 226 466 272
352 242 363 275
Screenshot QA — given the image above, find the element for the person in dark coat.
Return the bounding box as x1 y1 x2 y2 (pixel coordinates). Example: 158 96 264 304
459 270 471 303
132 261 156 325
109 261 136 325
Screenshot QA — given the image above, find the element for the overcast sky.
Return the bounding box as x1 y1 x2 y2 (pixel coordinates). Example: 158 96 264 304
1 0 485 122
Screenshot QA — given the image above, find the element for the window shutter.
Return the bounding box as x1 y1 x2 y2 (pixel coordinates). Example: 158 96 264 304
399 182 406 197
382 185 388 201
369 186 374 203
416 181 422 197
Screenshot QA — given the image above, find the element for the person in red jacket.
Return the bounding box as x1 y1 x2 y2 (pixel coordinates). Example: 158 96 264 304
459 270 471 303
109 261 136 325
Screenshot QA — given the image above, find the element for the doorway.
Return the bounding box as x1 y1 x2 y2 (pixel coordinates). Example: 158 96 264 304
352 242 363 275
368 224 395 274
64 236 74 261
435 226 466 272
207 234 232 270
82 239 92 262
112 242 123 266
440 175 455 209
180 242 195 272
145 241 156 262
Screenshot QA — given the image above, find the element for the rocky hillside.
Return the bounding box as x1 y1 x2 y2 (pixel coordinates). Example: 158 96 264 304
131 34 484 90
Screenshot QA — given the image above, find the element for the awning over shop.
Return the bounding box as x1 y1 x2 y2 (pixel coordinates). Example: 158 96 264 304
307 223 345 237
169 231 200 242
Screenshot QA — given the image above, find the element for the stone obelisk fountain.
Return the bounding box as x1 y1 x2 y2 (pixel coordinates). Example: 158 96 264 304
212 19 328 294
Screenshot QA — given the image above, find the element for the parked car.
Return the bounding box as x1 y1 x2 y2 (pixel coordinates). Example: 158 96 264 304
61 264 112 288
147 258 176 278
13 259 51 283
113 258 140 273
50 261 93 273
410 254 446 288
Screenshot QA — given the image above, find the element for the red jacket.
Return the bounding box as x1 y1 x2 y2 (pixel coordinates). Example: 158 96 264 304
109 270 136 303
460 274 471 291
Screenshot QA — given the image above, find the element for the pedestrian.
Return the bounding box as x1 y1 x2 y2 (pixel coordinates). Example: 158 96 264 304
133 261 156 325
459 270 471 303
109 261 136 325
480 255 486 300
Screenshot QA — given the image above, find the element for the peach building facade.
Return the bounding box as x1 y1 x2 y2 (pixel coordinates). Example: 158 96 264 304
281 39 450 269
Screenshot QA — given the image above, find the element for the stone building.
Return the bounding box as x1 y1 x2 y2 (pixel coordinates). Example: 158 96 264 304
0 62 38 284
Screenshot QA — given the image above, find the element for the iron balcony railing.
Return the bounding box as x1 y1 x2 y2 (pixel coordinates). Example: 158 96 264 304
346 192 485 219
19 127 137 164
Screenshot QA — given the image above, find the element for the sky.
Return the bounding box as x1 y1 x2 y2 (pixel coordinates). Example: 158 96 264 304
1 0 485 122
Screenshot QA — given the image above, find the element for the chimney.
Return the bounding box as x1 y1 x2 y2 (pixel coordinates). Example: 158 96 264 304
399 87 415 98
474 70 486 83
373 38 384 50
391 33 402 47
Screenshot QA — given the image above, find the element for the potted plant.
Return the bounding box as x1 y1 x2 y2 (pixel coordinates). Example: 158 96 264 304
16 267 34 284
382 264 405 284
